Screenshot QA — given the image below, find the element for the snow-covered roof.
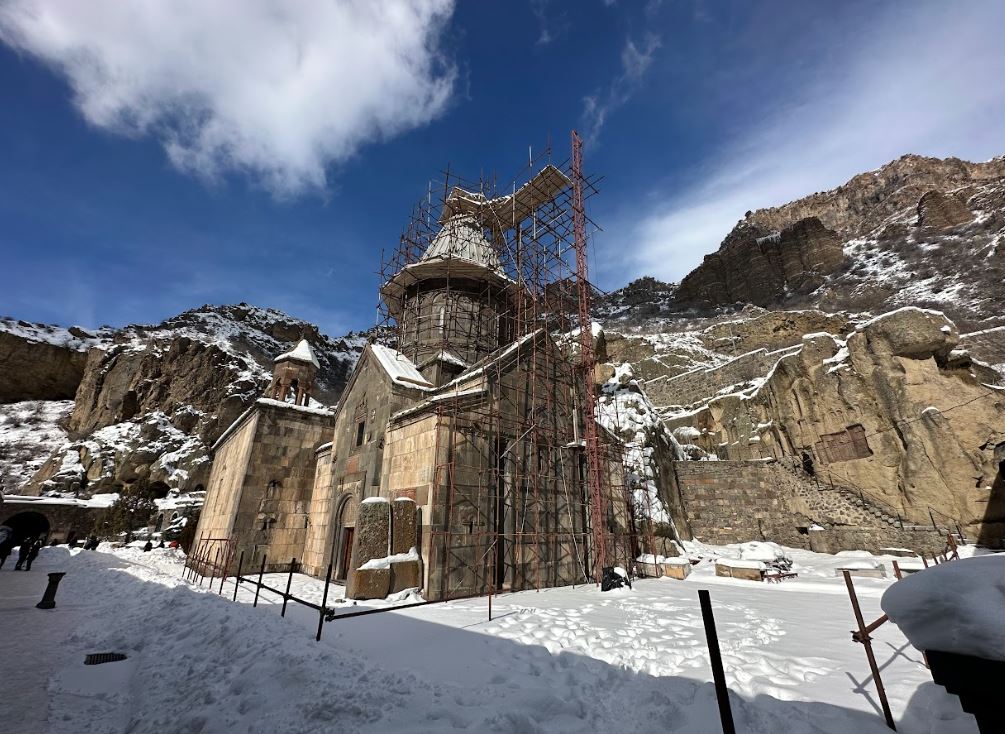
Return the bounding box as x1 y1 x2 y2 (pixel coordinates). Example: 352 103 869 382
421 214 505 275
274 339 320 369
370 345 434 389
256 398 333 417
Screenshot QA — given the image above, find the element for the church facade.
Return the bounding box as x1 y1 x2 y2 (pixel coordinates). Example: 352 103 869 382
195 165 630 601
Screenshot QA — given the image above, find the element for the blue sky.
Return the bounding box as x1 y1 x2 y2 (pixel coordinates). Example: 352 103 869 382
1 0 1003 336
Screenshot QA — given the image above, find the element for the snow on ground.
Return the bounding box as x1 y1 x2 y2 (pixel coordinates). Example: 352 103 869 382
0 399 73 492
0 541 981 733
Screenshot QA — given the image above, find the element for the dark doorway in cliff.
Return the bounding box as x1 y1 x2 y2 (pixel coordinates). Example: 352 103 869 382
147 481 171 500
977 457 1005 549
3 511 50 545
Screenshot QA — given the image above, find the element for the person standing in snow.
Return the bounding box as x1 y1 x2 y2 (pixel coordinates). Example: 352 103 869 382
14 537 33 570
143 539 153 552
24 537 42 571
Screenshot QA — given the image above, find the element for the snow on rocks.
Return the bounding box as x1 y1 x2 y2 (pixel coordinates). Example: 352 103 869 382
882 555 1005 661
0 399 73 491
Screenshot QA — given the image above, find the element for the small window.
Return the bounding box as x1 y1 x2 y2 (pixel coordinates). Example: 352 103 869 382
355 421 366 447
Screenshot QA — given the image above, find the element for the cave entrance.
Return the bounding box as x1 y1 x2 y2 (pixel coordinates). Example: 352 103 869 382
2 511 51 546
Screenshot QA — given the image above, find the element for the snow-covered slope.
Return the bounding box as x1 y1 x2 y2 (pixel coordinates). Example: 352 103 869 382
2 304 367 497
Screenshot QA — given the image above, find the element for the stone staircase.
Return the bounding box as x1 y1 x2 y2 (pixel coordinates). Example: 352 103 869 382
777 457 957 537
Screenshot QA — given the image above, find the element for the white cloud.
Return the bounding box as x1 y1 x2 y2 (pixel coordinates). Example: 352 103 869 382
628 0 1005 283
581 34 660 145
0 0 457 196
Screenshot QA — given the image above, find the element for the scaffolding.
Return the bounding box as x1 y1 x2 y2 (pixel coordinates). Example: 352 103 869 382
376 132 645 599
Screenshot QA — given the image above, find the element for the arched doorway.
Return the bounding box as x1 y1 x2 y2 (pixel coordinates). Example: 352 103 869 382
331 495 357 581
2 511 51 546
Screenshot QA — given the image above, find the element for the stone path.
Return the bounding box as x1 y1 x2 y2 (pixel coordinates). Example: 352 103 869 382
0 550 81 732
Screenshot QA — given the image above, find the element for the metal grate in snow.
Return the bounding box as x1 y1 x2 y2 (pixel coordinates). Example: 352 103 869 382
84 652 128 666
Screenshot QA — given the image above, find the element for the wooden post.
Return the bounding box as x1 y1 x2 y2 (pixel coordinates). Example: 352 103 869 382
281 558 296 618
922 555 929 568
892 560 902 580
253 554 267 607
698 590 737 734
316 561 333 642
843 571 896 730
233 551 245 602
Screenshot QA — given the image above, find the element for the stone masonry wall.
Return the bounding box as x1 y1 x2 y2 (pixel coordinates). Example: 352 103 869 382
645 346 798 408
672 460 813 547
672 459 947 554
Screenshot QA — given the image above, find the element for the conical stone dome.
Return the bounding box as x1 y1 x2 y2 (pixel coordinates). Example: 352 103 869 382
421 215 504 275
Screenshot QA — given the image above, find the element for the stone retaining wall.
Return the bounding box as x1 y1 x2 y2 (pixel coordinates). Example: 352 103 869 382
646 346 798 408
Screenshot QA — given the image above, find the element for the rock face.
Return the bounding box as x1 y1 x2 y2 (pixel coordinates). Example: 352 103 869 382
916 190 973 230
2 304 366 498
0 325 94 403
664 308 1005 544
747 155 1005 238
653 154 1005 329
68 336 260 446
675 217 845 308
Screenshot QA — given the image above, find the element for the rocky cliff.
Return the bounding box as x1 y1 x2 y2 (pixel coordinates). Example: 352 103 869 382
639 154 1005 330
659 308 1005 544
674 216 845 309
0 322 100 403
0 305 366 497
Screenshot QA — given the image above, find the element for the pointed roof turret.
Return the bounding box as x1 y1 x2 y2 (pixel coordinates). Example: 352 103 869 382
274 338 320 369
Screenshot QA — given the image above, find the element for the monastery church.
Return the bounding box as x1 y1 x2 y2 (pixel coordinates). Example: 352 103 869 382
196 167 628 601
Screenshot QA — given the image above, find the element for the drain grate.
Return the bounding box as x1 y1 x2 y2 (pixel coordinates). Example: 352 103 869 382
84 652 128 665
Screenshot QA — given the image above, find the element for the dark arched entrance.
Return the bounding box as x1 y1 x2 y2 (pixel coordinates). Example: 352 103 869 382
331 495 357 581
2 511 51 545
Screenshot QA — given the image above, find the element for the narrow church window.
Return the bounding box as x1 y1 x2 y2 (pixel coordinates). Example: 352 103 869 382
355 420 366 447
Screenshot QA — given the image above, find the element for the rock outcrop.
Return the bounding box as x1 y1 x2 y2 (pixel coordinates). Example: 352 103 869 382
0 323 96 403
916 190 973 230
747 154 1005 238
664 307 1005 543
675 216 845 308
2 304 366 498
67 336 261 446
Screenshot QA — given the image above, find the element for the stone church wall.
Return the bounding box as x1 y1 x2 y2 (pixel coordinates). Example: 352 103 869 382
198 410 259 546
197 400 332 574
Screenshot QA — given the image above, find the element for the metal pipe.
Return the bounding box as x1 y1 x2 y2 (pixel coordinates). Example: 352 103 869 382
233 551 244 602
843 570 896 730
253 554 267 608
698 590 736 734
316 561 333 642
282 558 296 618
